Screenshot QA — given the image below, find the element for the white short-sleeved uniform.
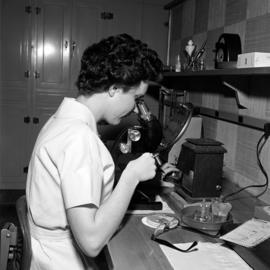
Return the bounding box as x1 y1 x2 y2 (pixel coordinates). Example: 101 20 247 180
26 97 115 270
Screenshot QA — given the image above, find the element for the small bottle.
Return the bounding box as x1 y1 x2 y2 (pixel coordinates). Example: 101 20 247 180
199 58 205 70
175 54 181 72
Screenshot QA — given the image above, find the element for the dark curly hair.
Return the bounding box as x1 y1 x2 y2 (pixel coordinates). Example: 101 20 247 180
76 33 163 95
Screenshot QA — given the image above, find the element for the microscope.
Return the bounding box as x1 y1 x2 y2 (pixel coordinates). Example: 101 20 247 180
110 88 193 210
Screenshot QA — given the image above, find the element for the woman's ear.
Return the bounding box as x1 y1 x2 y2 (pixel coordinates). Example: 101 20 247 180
108 85 119 97
109 85 122 97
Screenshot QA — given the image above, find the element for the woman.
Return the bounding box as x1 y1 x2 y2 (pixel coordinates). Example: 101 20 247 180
26 33 177 270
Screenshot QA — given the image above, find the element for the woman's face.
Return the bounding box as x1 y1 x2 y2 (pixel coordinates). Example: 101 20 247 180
105 81 148 125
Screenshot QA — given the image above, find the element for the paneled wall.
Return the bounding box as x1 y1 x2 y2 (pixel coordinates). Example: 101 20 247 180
167 0 270 203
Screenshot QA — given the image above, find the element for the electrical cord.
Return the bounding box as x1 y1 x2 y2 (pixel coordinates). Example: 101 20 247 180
223 131 269 202
255 133 269 198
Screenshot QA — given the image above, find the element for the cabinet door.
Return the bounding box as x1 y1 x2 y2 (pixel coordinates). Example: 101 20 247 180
0 105 31 189
0 0 32 189
141 2 168 63
70 0 101 91
32 0 72 136
0 0 32 93
33 0 72 95
100 0 142 39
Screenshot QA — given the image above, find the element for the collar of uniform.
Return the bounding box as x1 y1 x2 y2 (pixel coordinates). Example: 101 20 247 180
54 97 97 134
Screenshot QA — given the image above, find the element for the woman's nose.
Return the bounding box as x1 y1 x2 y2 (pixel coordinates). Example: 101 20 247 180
133 105 139 114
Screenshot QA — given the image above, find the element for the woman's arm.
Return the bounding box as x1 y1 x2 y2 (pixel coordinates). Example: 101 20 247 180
67 152 156 257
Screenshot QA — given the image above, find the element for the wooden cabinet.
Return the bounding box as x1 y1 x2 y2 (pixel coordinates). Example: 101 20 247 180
0 0 168 189
0 0 32 188
0 0 93 188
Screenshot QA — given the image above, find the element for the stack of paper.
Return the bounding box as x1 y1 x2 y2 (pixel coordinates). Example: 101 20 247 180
220 218 270 247
160 242 252 269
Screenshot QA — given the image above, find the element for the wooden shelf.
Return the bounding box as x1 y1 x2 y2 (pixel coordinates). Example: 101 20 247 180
162 66 270 93
162 67 270 131
164 67 270 77
198 107 265 131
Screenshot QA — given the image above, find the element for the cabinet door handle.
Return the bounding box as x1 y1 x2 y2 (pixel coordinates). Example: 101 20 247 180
24 70 30 78
100 12 114 20
36 7 41 14
25 6 32 13
34 71 40 78
71 41 77 57
23 166 28 174
24 116 30 123
33 117 39 124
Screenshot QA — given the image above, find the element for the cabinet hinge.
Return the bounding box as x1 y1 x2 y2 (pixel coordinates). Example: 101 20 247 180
34 71 40 79
25 6 32 13
24 70 30 78
23 166 28 174
100 12 114 20
33 117 39 124
36 7 41 14
24 116 30 123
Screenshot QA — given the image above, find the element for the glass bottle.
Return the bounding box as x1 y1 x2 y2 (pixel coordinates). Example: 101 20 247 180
175 54 181 72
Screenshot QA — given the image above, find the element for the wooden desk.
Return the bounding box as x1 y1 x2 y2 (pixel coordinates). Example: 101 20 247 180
108 214 215 270
107 191 270 270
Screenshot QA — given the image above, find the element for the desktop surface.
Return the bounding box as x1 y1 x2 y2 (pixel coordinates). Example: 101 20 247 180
107 189 270 270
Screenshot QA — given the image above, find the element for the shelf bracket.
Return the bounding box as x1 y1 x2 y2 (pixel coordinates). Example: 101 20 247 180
222 81 248 109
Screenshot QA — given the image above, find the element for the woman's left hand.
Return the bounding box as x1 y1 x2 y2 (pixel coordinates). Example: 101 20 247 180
160 163 180 179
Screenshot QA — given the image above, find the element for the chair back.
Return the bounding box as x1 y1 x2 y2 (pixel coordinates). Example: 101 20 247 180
16 195 32 270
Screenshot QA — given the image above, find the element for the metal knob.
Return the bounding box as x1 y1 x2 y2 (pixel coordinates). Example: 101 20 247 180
119 128 141 154
119 142 130 154
129 129 141 142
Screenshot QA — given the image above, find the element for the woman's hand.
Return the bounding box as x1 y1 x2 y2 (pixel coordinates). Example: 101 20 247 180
124 152 157 183
160 162 180 179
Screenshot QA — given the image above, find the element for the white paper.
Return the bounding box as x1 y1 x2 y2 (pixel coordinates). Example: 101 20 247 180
220 218 270 248
160 242 252 270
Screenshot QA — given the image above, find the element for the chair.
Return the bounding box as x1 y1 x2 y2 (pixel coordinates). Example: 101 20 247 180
15 195 32 270
0 222 18 270
0 195 31 270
